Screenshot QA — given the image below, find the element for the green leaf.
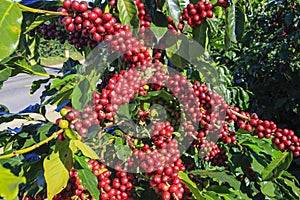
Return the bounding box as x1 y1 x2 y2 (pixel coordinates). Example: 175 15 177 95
212 6 222 18
114 138 132 162
165 0 181 26
193 21 209 48
37 122 54 141
71 140 99 160
48 82 74 105
50 74 78 89
0 67 12 82
235 5 245 41
136 90 162 100
71 78 90 111
26 14 57 32
178 171 205 200
55 140 74 170
206 185 231 194
74 155 90 169
261 151 293 181
237 88 249 109
117 103 131 120
117 0 139 29
225 5 237 44
278 177 300 198
0 165 26 200
0 0 23 60
190 170 240 190
78 169 100 200
238 131 276 157
4 57 49 77
260 181 276 198
249 153 266 173
142 102 151 111
0 67 12 89
210 0 218 4
30 77 52 95
44 151 69 200
150 23 168 41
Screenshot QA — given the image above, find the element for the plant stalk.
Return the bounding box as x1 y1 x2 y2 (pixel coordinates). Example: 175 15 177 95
17 3 68 16
0 129 63 159
228 109 249 120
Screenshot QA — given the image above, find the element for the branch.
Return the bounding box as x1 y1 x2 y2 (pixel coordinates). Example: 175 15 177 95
228 108 249 120
17 3 68 16
0 129 63 160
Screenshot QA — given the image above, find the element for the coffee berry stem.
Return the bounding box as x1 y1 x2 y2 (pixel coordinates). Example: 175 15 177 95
228 108 249 120
17 3 68 16
0 129 64 159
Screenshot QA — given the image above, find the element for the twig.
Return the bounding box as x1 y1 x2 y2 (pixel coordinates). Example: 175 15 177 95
228 108 249 120
17 3 68 16
0 129 63 159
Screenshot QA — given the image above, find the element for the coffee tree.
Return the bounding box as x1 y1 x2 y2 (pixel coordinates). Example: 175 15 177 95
0 0 299 200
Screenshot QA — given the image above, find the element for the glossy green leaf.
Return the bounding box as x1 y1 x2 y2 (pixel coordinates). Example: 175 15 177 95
178 171 205 200
136 90 162 100
249 153 266 173
0 0 23 60
0 165 26 200
165 0 181 26
117 0 139 28
78 169 100 200
48 82 75 105
260 181 276 198
30 77 52 95
3 56 49 77
225 5 237 44
55 140 74 170
193 21 209 48
37 122 54 141
276 178 300 199
261 151 293 181
191 170 240 190
116 103 131 120
74 155 90 169
71 140 99 160
0 67 12 89
50 74 78 89
212 6 222 18
71 78 90 111
279 177 300 198
235 5 245 41
44 151 69 200
150 23 168 41
114 138 132 162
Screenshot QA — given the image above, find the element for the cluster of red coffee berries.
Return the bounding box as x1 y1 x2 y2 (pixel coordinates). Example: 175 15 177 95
59 0 118 43
93 68 147 120
225 106 300 157
56 106 98 136
167 16 184 34
130 122 181 173
134 0 152 38
272 128 300 156
88 160 135 200
183 2 214 27
249 117 277 139
149 159 189 200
